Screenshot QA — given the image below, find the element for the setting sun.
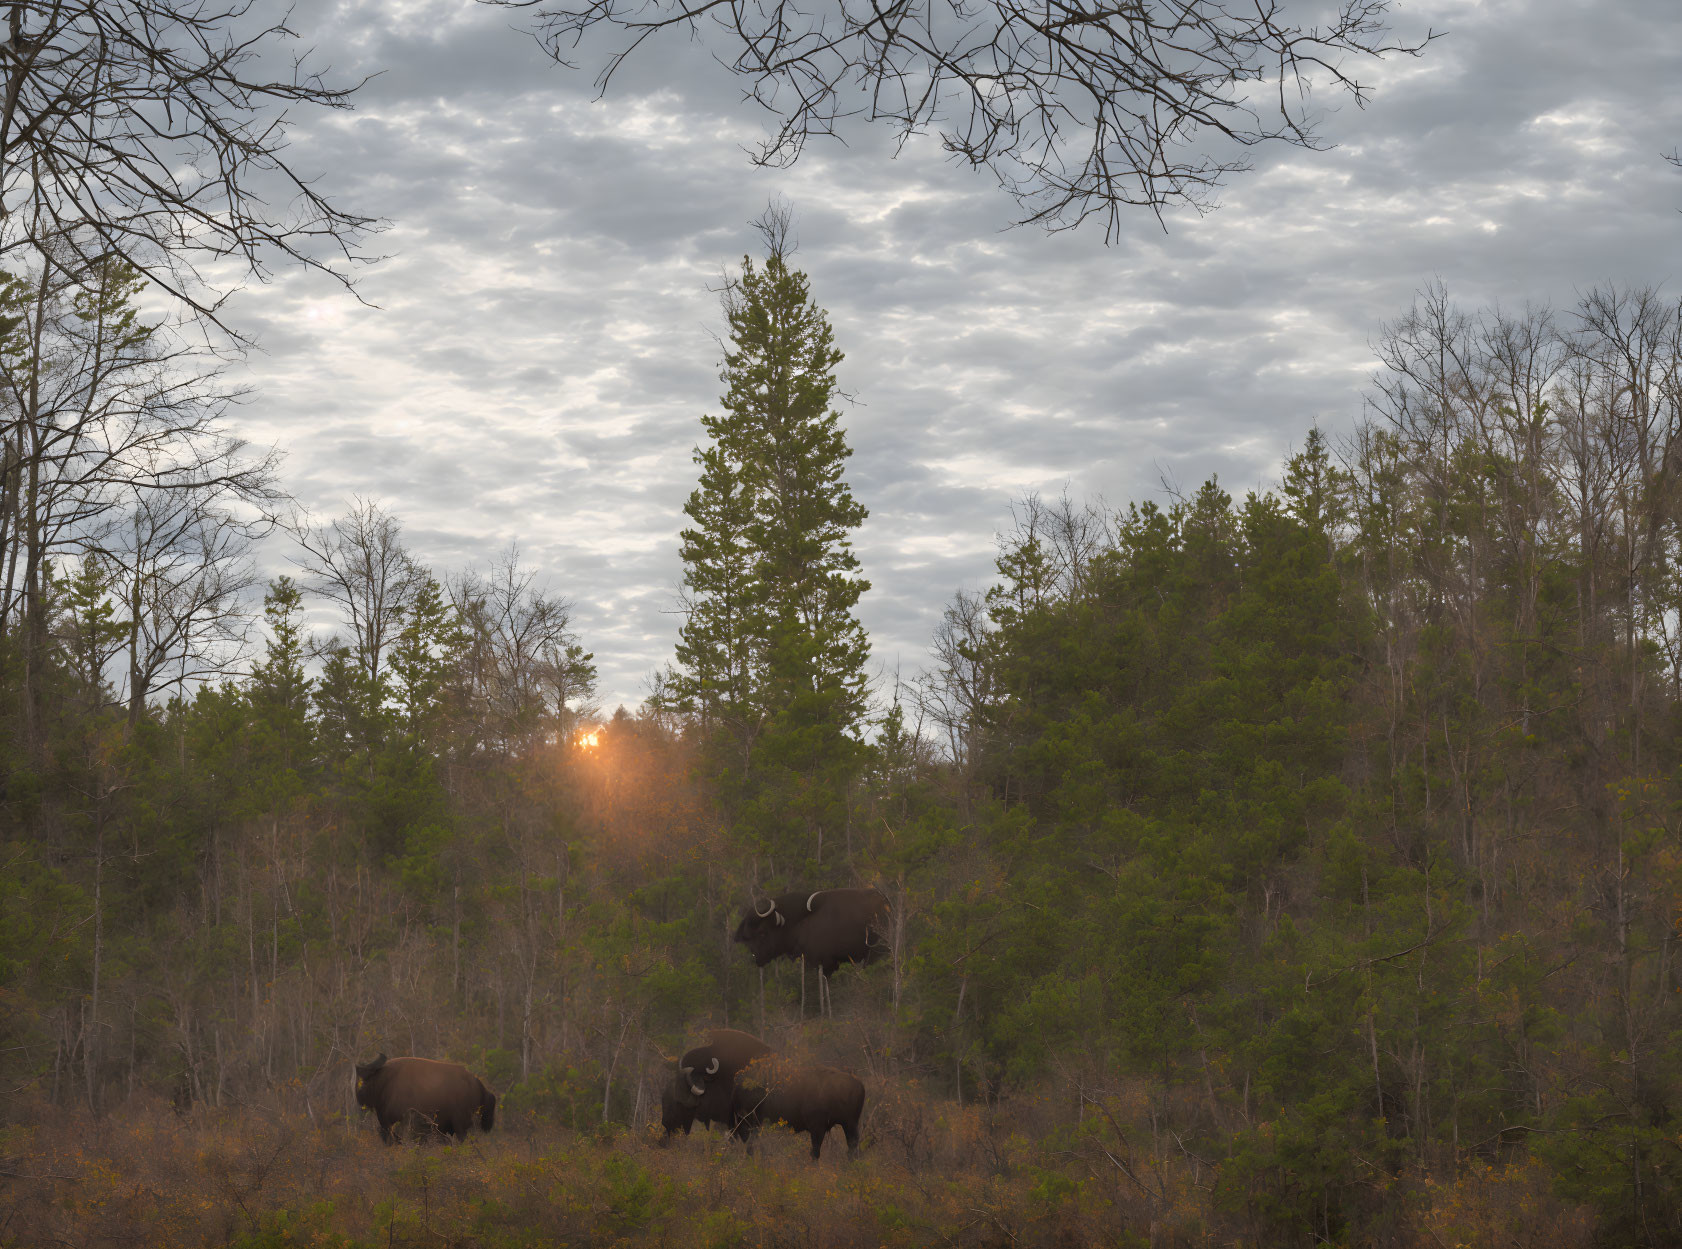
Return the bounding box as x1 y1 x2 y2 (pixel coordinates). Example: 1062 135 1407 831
575 728 601 749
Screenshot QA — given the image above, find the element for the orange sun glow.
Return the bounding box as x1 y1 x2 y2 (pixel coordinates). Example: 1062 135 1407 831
575 728 601 749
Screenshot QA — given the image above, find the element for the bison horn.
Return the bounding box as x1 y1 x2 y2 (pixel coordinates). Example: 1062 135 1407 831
680 1065 693 1078
690 1082 705 1096
774 910 784 926
806 891 821 912
754 897 774 918
706 1057 719 1075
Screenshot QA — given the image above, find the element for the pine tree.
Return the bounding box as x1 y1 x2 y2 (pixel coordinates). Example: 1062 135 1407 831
57 555 125 712
670 213 871 869
389 574 464 746
672 440 758 744
245 576 315 813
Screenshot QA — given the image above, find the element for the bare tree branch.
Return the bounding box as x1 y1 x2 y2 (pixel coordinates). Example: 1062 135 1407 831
451 544 597 751
97 473 270 723
0 1 380 334
0 249 281 746
489 0 1436 237
293 498 421 688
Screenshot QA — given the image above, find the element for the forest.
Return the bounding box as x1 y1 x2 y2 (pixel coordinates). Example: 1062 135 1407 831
7 253 1682 1246
3 2 1682 1248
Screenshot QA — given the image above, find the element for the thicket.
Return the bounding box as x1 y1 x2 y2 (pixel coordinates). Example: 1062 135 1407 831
5 279 1682 1247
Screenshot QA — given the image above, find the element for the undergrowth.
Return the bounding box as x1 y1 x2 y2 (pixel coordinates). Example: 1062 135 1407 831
0 1096 1592 1248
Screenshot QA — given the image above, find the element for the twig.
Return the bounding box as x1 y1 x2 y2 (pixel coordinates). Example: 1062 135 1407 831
1306 923 1449 990
0 1167 81 1182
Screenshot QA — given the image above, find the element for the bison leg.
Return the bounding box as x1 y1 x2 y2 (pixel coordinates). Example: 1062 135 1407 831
729 1119 757 1156
658 1120 690 1146
808 1126 829 1161
843 1119 860 1159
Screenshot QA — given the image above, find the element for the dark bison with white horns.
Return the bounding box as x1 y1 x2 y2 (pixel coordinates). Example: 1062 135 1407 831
354 1054 497 1143
734 887 890 1014
660 1028 772 1141
728 1056 866 1161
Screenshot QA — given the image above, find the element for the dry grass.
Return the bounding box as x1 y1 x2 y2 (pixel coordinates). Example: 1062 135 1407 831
0 1095 1597 1248
0 1095 1144 1249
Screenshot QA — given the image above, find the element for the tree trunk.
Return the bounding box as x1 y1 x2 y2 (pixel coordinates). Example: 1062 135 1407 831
85 820 105 1112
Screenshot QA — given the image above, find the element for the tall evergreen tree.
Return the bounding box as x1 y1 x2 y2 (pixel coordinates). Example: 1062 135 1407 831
245 576 315 814
671 212 871 869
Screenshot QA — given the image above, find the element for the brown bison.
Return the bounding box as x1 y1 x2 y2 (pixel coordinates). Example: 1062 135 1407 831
733 887 890 1013
661 1028 773 1141
354 1054 497 1143
660 1079 692 1138
728 1055 865 1161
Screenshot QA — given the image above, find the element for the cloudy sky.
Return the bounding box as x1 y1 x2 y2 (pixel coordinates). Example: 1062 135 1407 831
228 0 1682 711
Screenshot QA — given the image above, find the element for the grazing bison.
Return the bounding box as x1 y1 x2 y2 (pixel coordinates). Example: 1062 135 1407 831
661 1029 773 1141
354 1054 497 1144
660 1079 692 1138
733 887 890 1013
728 1056 866 1161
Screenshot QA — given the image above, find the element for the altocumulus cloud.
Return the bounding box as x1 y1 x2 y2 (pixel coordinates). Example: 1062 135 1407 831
224 0 1682 709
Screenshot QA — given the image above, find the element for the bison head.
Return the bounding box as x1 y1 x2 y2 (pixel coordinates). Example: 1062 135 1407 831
674 1047 725 1108
354 1053 387 1111
732 896 792 967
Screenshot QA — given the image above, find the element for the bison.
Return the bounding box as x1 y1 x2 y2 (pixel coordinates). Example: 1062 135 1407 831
728 1055 866 1161
660 1079 692 1138
354 1054 497 1144
733 887 890 1014
661 1028 773 1141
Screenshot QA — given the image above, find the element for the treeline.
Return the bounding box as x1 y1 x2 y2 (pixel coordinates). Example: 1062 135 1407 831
6 276 1682 1247
894 282 1682 1242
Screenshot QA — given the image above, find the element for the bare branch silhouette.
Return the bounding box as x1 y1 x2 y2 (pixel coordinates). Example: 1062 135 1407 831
490 0 1435 237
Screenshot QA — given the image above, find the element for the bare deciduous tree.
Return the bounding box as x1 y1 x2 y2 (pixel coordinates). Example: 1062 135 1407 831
0 1 376 329
491 0 1432 235
453 545 596 751
1349 282 1682 931
295 498 422 687
102 479 269 725
917 588 995 770
1364 283 1682 706
0 254 277 749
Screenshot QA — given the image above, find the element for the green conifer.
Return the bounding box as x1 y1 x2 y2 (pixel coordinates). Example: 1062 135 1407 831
670 212 870 868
